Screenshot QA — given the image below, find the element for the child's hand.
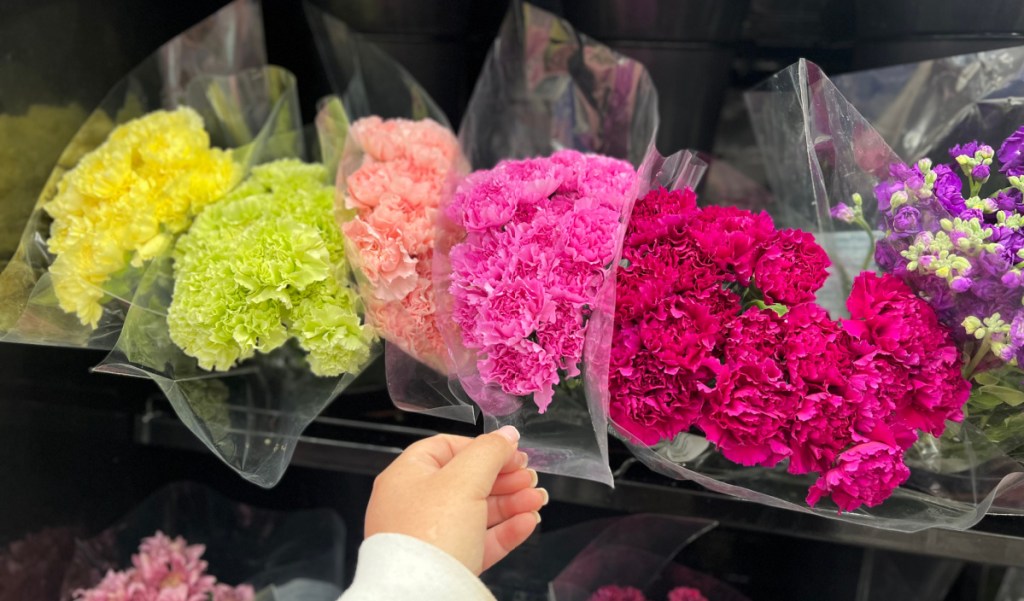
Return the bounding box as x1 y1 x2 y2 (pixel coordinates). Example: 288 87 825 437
364 426 547 575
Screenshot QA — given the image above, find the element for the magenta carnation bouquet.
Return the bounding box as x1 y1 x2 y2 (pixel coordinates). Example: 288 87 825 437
610 185 970 515
739 58 1024 529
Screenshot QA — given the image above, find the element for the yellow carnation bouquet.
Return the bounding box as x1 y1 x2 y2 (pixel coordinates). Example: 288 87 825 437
0 0 264 347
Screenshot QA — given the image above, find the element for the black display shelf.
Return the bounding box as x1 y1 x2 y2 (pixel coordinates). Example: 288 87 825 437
132 397 1024 569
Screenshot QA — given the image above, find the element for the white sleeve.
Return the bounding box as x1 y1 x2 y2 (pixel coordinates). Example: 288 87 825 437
338 533 498 601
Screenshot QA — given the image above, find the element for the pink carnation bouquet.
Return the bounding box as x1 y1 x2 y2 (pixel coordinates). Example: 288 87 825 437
442 150 636 412
73 532 253 601
336 116 461 373
434 150 636 483
610 186 970 513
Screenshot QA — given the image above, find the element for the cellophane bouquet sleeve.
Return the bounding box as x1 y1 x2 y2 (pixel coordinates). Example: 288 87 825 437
307 4 475 421
0 0 265 349
430 1 659 485
693 58 1024 531
95 66 381 488
59 482 346 601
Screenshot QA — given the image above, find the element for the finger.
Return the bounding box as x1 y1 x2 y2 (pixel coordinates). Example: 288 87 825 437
490 468 538 496
440 426 521 495
482 512 541 572
487 487 548 527
401 433 525 473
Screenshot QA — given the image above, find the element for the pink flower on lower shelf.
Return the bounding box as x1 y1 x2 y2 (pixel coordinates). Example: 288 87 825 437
74 532 253 601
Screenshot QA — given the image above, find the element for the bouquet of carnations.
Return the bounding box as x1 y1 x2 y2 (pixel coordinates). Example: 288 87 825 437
405 1 659 484
93 66 387 488
734 58 1024 530
0 0 265 348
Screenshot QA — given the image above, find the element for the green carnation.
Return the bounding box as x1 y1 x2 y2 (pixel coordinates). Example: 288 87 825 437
168 159 375 376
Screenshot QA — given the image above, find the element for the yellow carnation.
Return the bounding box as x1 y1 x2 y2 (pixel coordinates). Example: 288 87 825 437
44 107 240 327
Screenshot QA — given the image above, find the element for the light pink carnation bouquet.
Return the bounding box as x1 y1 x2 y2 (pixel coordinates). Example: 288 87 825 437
336 116 461 374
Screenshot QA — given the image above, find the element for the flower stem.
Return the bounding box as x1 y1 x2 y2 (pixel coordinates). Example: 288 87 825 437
969 176 982 199
965 337 992 379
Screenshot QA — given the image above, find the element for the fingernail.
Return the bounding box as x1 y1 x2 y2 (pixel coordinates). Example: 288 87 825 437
495 425 520 444
517 451 529 468
538 488 550 506
528 469 539 487
532 511 542 524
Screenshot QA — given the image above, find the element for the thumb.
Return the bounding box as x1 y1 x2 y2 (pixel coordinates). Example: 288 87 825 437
441 426 521 495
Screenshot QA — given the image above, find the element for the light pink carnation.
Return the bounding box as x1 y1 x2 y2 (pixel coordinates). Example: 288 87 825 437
340 117 460 370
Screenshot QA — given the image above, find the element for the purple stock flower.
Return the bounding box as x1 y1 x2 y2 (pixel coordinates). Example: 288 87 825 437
892 206 922 233
831 202 856 223
1003 271 1023 289
874 180 904 212
995 190 1022 212
932 164 966 216
874 242 906 273
998 125 1024 176
972 164 991 181
950 141 980 161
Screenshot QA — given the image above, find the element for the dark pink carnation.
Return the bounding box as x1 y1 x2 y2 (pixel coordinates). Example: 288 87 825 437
753 229 830 305
668 587 709 601
722 307 786 365
782 303 851 388
638 294 730 373
626 187 698 246
688 206 776 284
699 360 798 467
788 386 859 475
588 585 648 601
806 441 910 512
843 273 969 439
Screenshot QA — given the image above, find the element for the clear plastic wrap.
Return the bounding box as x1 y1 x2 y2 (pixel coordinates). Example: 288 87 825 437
58 482 346 601
831 47 1024 164
0 0 266 348
548 515 721 601
306 5 474 421
95 67 381 489
657 58 1024 531
418 1 659 486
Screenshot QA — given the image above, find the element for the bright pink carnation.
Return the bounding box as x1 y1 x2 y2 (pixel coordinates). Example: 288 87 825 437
449 150 635 412
668 587 709 601
753 229 830 305
588 585 648 601
806 441 911 512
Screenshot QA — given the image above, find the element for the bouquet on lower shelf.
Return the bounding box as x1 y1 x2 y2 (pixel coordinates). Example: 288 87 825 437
589 585 711 601
74 532 254 601
610 186 969 513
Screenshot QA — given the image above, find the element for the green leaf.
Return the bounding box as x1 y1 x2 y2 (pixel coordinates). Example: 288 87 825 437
978 385 1024 407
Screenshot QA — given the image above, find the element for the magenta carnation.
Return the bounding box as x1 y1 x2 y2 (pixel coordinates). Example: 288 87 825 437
688 205 776 284
699 360 798 467
588 585 649 601
668 587 710 601
753 229 830 305
844 273 969 439
806 441 911 512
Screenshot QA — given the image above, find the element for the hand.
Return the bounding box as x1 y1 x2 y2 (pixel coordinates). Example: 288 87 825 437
364 426 547 575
